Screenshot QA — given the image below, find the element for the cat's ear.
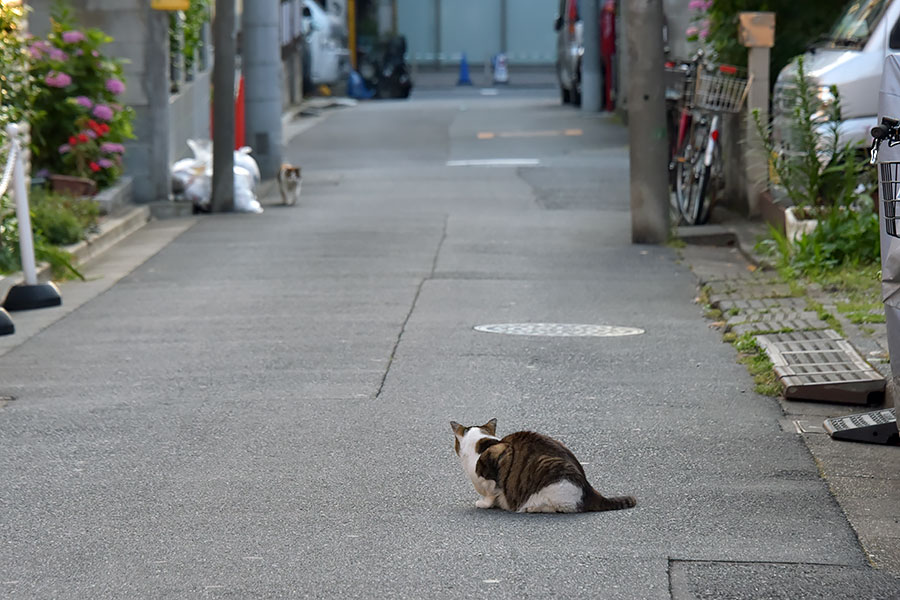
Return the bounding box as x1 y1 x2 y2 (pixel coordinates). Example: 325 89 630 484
482 418 497 436
450 421 465 436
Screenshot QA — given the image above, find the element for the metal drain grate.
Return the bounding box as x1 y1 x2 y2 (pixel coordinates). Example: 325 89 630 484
755 330 885 405
473 323 644 337
824 409 899 444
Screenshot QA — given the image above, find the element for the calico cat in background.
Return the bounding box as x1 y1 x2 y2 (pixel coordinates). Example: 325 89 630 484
450 419 636 513
277 163 302 206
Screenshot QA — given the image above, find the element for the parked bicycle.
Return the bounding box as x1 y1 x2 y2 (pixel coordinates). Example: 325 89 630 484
666 51 751 225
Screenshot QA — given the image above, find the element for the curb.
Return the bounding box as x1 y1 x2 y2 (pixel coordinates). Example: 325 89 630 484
0 204 151 300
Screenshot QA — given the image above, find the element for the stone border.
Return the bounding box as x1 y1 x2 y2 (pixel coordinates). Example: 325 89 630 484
0 204 150 301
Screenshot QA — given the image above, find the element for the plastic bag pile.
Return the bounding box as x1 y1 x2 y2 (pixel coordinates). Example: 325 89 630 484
171 139 263 214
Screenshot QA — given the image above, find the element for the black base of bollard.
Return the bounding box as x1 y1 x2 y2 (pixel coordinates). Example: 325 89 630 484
0 308 13 335
3 282 62 312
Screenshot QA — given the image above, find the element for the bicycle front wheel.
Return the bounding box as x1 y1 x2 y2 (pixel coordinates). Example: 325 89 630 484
675 119 709 225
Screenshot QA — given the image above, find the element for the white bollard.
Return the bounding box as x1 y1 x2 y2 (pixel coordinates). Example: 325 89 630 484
2 122 61 311
7 123 37 286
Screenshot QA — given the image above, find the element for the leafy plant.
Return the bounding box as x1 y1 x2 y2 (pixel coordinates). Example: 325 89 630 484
28 1 134 189
0 194 84 279
732 333 781 396
0 2 35 137
754 56 871 216
169 0 210 76
30 188 99 246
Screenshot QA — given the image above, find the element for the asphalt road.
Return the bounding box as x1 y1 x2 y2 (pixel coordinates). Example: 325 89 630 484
1 87 899 598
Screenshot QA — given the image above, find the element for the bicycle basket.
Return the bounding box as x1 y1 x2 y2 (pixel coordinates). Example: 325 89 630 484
880 162 900 238
694 66 750 113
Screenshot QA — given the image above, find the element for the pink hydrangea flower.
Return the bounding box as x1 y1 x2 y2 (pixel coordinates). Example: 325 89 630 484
686 26 699 37
44 71 72 88
100 142 125 154
48 48 68 62
92 104 114 121
83 129 98 139
73 96 93 108
58 144 71 154
688 0 712 10
105 78 125 95
61 30 86 44
98 158 115 169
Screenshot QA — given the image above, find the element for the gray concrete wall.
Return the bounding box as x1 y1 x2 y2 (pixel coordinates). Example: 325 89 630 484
169 68 212 162
664 0 697 61
29 0 172 204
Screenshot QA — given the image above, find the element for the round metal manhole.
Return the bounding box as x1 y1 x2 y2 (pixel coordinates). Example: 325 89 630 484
473 323 645 337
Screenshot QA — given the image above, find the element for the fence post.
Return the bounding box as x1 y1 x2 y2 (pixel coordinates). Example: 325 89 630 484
739 12 775 217
2 123 62 312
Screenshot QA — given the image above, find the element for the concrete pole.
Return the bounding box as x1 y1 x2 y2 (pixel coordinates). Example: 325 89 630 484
739 12 775 217
212 0 236 212
581 0 601 113
627 0 669 244
242 0 284 180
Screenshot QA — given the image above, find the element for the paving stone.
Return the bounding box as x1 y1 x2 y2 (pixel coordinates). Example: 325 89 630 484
731 317 829 336
715 297 809 312
708 284 794 305
704 277 782 295
726 310 822 326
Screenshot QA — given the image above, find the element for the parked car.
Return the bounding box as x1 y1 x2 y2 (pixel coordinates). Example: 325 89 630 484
555 0 583 105
773 0 900 153
301 0 351 88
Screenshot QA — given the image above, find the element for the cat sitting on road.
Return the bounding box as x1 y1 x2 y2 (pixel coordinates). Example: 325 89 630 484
450 419 636 513
277 163 302 206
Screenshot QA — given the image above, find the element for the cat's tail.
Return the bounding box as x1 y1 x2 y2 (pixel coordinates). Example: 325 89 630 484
583 487 637 512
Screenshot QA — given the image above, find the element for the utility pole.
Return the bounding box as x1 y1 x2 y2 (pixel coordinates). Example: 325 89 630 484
580 0 601 112
212 0 236 212
627 0 669 243
242 0 283 180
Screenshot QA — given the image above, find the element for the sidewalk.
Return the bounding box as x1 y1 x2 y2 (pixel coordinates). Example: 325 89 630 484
680 219 900 575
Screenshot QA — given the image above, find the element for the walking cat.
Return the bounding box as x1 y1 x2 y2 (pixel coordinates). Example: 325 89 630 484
450 419 636 513
277 163 302 206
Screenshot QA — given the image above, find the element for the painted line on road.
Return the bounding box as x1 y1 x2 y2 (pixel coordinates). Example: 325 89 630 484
474 129 584 140
446 158 540 167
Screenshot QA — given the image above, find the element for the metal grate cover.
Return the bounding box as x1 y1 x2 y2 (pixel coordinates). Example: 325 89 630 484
824 409 899 445
473 323 644 337
755 330 885 405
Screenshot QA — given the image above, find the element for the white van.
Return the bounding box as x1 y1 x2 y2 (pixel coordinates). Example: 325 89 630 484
302 0 350 86
773 0 900 150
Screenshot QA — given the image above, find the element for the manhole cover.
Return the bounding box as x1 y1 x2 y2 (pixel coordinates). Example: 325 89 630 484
473 323 644 337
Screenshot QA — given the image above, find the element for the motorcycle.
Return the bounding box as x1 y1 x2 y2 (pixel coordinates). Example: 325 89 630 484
358 35 412 99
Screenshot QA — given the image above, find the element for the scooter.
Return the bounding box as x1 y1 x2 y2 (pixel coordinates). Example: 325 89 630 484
358 35 412 99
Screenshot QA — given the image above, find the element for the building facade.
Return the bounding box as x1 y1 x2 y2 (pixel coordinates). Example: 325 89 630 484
396 0 557 67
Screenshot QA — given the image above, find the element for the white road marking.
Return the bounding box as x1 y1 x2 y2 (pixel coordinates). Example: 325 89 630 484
446 159 540 167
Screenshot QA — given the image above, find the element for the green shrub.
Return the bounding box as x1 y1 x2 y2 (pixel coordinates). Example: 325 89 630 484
0 193 84 279
754 56 870 215
30 188 99 246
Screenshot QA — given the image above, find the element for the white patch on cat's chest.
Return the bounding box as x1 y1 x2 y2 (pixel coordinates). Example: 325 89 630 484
457 428 499 497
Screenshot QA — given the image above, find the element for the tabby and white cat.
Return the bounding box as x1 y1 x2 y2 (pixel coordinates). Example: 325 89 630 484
450 419 636 513
277 163 302 206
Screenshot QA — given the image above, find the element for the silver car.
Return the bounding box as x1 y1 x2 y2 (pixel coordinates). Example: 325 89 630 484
555 0 584 105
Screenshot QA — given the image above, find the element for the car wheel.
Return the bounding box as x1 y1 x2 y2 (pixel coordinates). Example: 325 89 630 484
572 61 582 106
